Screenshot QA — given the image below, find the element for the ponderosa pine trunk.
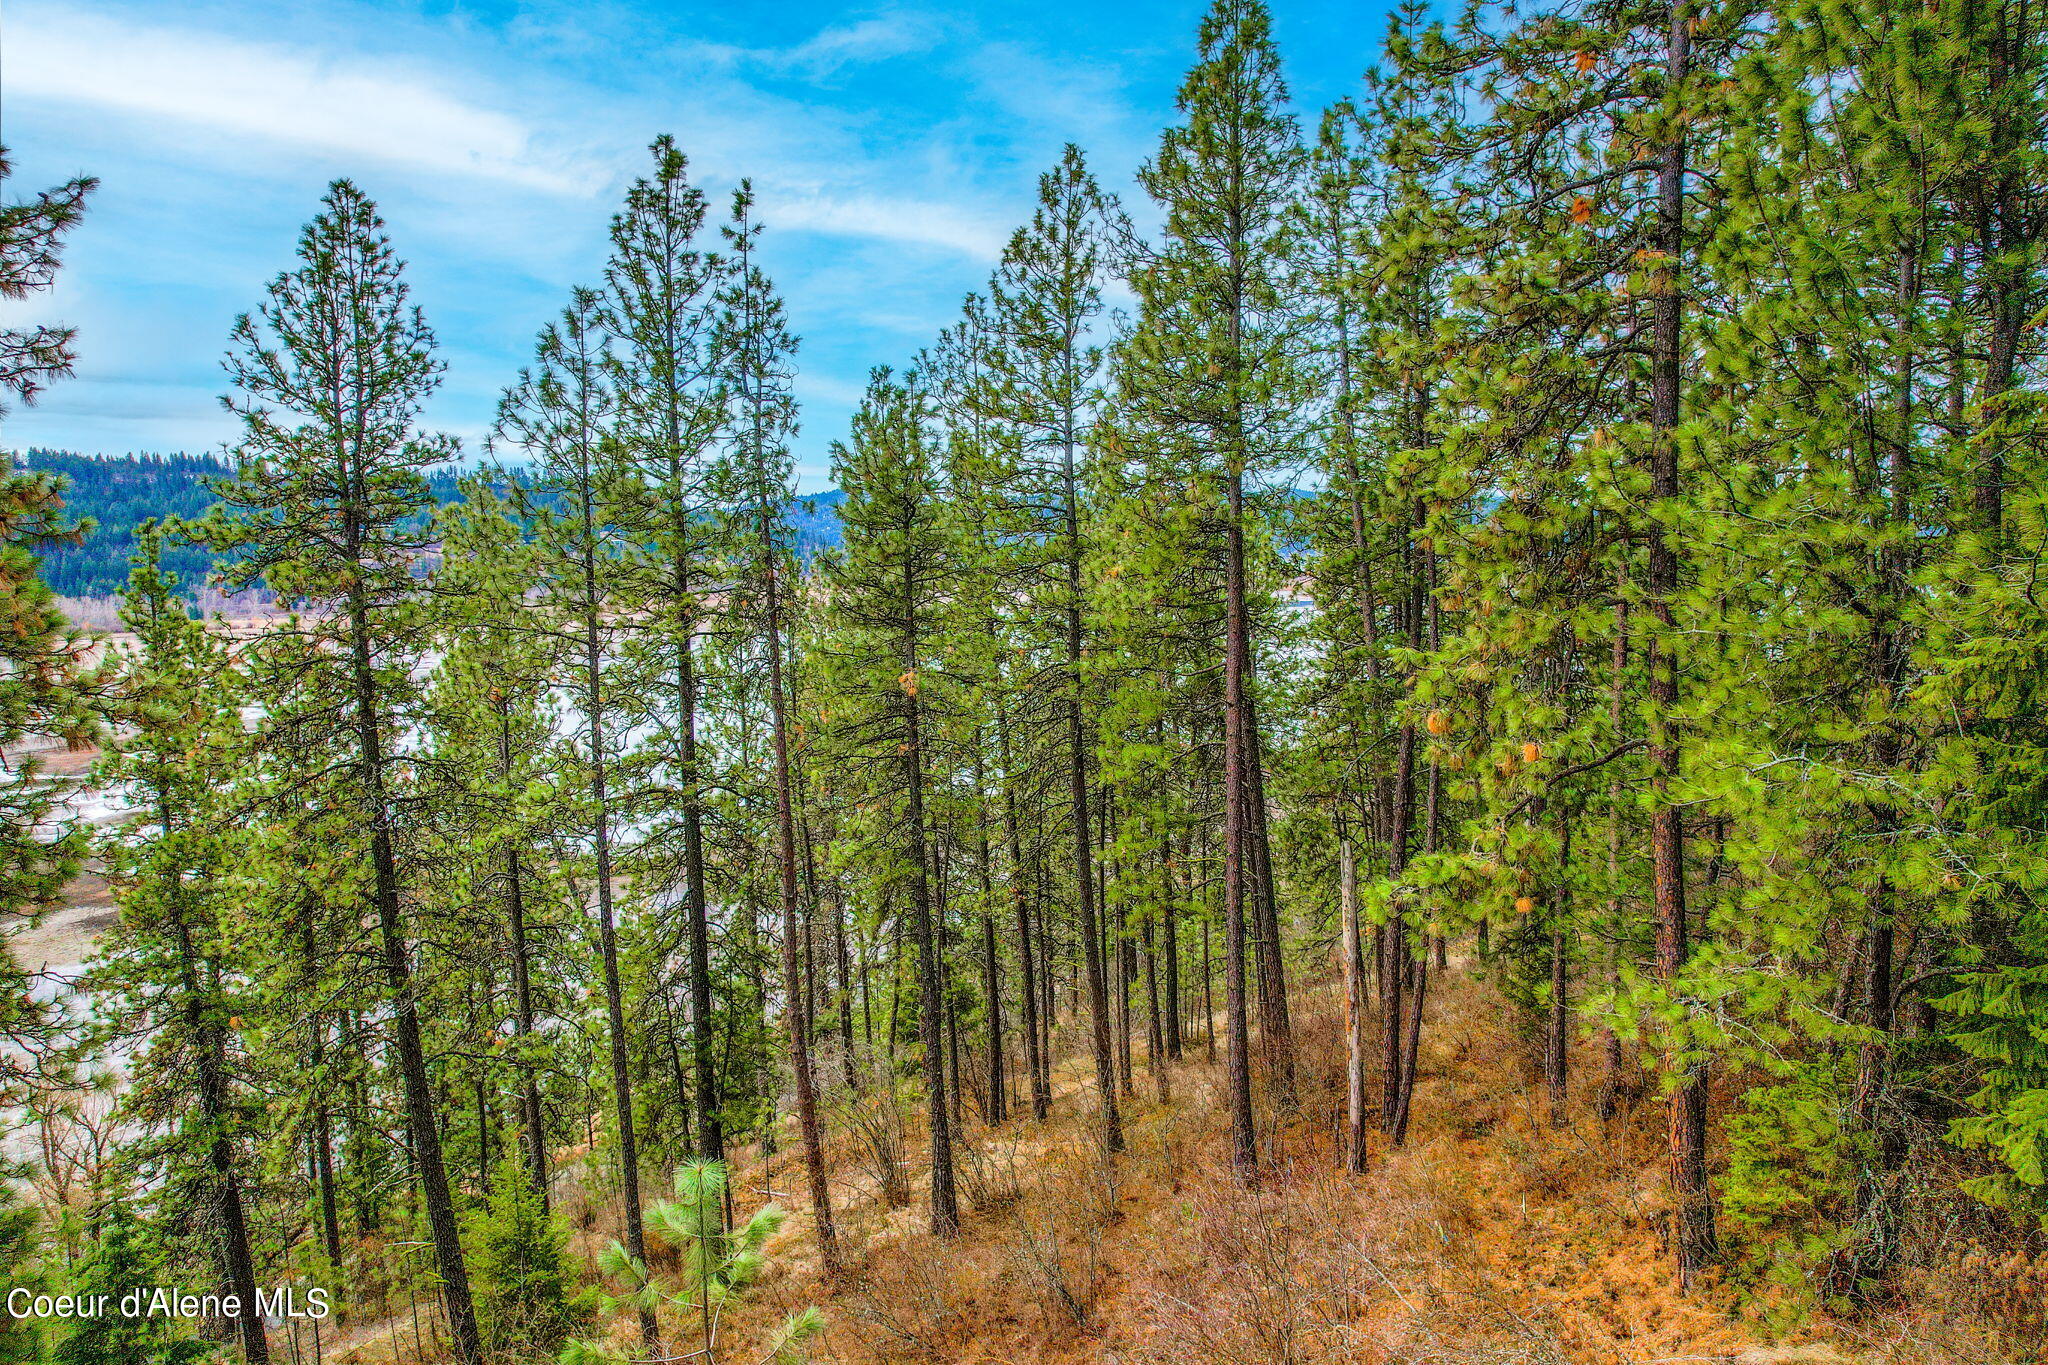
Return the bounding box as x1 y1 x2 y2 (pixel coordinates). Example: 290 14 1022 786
1064 429 1123 1157
999 715 1050 1120
1244 712 1294 1101
1341 833 1368 1172
1222 464 1258 1179
348 587 481 1363
763 524 840 1276
301 919 345 1267
1380 719 1415 1134
902 581 959 1236
498 712 550 1203
160 807 268 1365
1649 0 1718 1283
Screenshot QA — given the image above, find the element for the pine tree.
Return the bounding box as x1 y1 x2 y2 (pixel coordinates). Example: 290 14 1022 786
466 1148 593 1354
979 145 1127 1154
53 1196 209 1365
0 1176 46 1364
1126 0 1307 1176
711 181 841 1275
492 287 649 1290
198 179 483 1362
824 368 963 1236
0 150 100 1087
602 136 730 1202
430 480 568 1204
0 148 95 421
568 1160 823 1365
87 523 269 1361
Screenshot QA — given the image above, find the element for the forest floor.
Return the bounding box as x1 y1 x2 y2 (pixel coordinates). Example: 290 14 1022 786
353 971 2042 1365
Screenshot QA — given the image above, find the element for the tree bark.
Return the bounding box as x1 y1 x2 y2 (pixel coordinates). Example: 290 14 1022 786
763 529 840 1276
1222 466 1258 1178
1341 835 1368 1173
1649 0 1717 1282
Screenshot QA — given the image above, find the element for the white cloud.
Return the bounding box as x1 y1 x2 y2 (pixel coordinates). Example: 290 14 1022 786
5 6 601 197
794 372 875 408
681 12 944 77
763 189 1008 260
782 14 943 72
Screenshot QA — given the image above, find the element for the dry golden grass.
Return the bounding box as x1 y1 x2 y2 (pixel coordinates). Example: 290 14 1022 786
592 970 2046 1365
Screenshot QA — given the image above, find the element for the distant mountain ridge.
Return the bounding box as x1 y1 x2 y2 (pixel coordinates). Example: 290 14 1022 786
10 450 845 600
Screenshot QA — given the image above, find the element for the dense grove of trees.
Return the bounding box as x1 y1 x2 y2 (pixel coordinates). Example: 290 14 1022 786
17 452 230 599
1 0 2046 1359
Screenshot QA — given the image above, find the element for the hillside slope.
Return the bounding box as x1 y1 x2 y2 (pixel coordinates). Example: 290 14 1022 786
536 973 2040 1365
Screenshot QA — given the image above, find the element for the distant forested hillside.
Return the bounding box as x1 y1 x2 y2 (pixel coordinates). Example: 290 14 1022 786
21 450 234 598
16 449 469 599
14 449 843 599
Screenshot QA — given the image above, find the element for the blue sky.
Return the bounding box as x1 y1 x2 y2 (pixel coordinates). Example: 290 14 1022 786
3 0 1393 490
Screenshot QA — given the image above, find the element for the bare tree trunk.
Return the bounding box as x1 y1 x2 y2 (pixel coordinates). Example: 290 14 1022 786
1340 835 1368 1173
1245 712 1295 1102
1202 892 1217 1062
1390 941 1428 1147
902 591 959 1236
1380 722 1415 1134
1003 735 1050 1119
302 921 345 1267
1144 911 1168 1102
1164 827 1184 1060
497 710 550 1204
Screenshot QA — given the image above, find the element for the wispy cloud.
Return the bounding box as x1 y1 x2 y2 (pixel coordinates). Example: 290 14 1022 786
764 188 1009 260
782 14 946 71
682 11 946 77
5 7 601 197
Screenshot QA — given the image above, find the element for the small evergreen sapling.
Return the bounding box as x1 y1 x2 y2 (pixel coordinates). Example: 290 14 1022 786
562 1159 822 1365
465 1149 594 1355
53 1196 211 1365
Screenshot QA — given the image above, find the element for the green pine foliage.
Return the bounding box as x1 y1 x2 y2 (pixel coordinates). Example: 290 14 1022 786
14 0 2048 1353
568 1159 822 1365
0 1176 47 1364
466 1150 594 1355
52 1197 211 1365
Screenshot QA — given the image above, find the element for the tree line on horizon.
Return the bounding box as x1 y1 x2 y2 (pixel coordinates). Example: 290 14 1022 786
8 450 850 604
0 0 2043 1360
